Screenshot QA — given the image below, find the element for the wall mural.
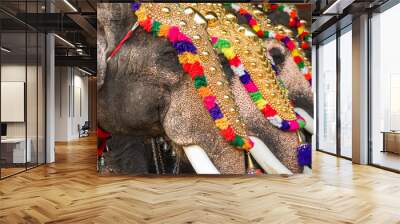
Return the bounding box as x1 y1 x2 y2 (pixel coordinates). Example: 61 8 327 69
97 3 313 175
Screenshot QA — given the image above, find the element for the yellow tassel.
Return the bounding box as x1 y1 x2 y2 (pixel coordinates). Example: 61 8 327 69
221 47 235 60
255 99 267 110
178 52 200 64
291 49 300 57
298 26 304 34
135 8 147 22
253 25 260 32
215 117 229 130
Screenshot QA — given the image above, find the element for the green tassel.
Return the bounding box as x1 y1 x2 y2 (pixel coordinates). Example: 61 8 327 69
194 75 207 89
214 38 231 50
249 92 263 102
151 21 161 36
229 135 245 147
298 61 305 69
298 119 305 129
264 31 270 38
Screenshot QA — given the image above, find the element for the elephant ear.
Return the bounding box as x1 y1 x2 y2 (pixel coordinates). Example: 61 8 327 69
97 3 136 90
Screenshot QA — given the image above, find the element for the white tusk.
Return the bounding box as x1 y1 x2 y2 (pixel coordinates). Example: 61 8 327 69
249 136 293 175
183 145 220 174
294 107 314 134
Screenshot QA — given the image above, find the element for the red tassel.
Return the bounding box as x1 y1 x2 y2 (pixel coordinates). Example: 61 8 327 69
293 56 302 64
261 105 277 117
286 41 296 51
304 73 312 81
256 30 264 37
289 18 296 27
220 126 236 141
229 56 241 67
301 42 309 49
187 63 204 79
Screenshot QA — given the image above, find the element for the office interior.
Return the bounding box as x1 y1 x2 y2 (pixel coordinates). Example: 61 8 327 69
0 0 96 179
313 0 400 172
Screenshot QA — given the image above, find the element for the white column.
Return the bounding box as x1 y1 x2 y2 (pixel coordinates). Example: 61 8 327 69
352 14 369 164
46 32 55 163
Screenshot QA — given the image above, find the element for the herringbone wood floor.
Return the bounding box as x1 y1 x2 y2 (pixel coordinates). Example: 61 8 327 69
0 136 399 224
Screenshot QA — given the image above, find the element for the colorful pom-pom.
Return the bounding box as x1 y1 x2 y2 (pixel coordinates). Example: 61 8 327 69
280 120 290 131
229 135 245 147
229 56 241 67
220 126 236 141
239 72 251 84
297 143 311 167
209 105 224 120
173 41 197 54
194 75 207 89
261 104 277 117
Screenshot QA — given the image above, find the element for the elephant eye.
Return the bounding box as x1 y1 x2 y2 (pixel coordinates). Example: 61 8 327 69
268 47 286 67
161 48 177 58
157 46 181 73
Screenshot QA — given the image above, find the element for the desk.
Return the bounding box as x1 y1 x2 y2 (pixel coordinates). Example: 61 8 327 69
382 131 400 154
1 138 31 163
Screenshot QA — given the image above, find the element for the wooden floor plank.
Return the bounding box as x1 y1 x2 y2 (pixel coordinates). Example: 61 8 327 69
0 136 399 223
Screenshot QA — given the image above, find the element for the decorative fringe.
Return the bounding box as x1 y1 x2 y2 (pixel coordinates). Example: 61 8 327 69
212 37 305 132
130 3 254 151
297 143 311 167
227 3 312 84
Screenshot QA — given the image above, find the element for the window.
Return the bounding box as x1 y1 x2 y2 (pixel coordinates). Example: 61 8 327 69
317 35 337 154
339 27 352 158
370 3 400 171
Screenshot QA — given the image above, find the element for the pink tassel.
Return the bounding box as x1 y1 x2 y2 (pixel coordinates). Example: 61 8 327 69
288 120 300 131
244 81 258 93
211 36 218 45
203 96 216 110
167 26 180 42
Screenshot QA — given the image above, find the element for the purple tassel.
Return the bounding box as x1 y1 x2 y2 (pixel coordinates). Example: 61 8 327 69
239 71 251 84
173 41 197 54
243 14 252 22
297 143 311 167
209 106 224 120
282 36 291 44
280 120 290 131
131 2 141 11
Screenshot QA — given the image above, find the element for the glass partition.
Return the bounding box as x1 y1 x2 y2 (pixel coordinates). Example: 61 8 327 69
1 30 28 177
317 35 337 154
0 0 46 179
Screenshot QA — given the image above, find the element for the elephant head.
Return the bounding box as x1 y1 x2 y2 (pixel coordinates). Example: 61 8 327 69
97 3 294 175
228 3 314 135
181 4 307 173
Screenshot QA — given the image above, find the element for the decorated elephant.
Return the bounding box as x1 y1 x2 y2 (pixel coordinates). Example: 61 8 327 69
97 3 312 175
227 3 314 134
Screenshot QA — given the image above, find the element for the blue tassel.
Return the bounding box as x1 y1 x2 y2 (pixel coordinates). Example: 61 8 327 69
173 41 197 54
280 120 290 131
239 71 251 84
131 2 141 11
297 143 311 167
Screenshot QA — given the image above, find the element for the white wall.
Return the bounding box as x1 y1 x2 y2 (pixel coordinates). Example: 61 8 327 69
54 67 89 141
